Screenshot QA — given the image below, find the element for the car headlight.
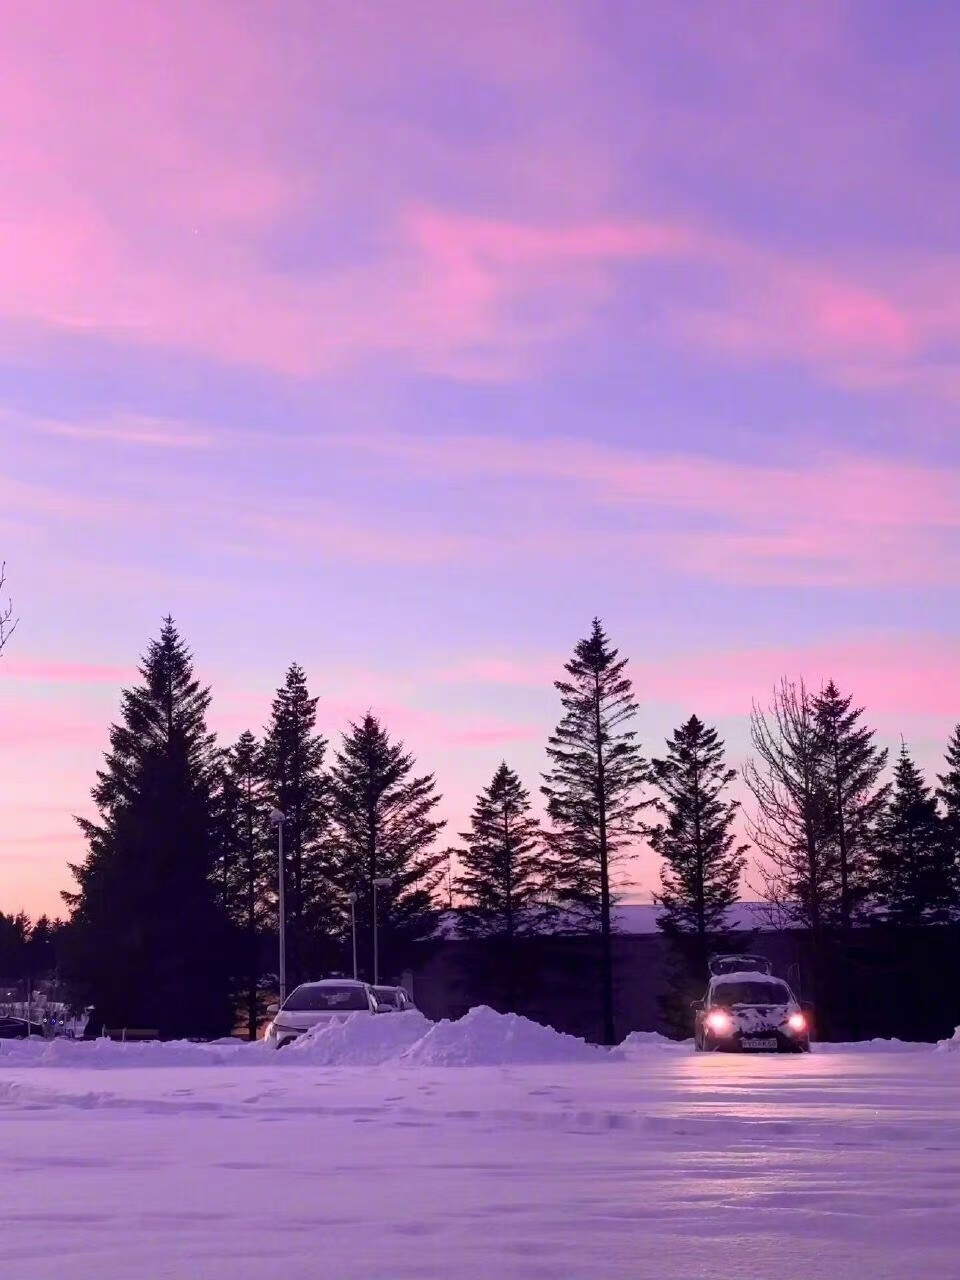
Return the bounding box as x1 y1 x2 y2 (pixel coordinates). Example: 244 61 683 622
787 1012 806 1032
706 1010 733 1034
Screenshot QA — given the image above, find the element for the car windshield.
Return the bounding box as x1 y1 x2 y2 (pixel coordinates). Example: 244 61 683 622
282 985 369 1011
713 980 790 1006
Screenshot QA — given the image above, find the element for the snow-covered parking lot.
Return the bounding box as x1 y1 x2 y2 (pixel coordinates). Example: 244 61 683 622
2 1012 958 1280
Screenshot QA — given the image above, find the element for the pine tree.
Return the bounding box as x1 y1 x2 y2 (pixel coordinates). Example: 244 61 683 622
649 716 748 947
874 745 953 925
219 731 269 1038
28 915 57 976
328 714 445 981
541 619 647 1045
63 619 232 1038
260 664 332 985
648 717 747 1037
457 764 544 940
936 724 960 899
813 681 889 930
0 911 31 978
744 679 835 933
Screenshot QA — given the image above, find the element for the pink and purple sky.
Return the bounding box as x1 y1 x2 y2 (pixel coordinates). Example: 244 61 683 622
2 1 958 919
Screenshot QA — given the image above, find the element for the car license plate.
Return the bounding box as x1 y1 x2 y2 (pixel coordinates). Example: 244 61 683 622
742 1037 777 1050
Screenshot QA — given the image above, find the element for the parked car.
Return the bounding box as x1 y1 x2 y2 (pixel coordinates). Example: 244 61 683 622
371 985 416 1012
264 979 381 1049
694 955 811 1053
0 1015 46 1039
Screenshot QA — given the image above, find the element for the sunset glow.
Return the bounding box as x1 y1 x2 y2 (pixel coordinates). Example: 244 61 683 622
2 1 957 917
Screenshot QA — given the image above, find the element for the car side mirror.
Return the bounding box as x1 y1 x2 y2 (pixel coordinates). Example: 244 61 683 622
266 1003 279 1016
691 999 704 1010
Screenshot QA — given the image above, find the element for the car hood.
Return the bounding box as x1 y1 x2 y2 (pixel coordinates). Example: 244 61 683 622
727 1003 792 1031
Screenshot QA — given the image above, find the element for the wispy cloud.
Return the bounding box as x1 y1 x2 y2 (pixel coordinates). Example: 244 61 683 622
25 413 216 450
1 659 134 684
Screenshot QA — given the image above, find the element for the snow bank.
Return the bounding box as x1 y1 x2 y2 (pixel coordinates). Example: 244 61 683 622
283 1011 433 1065
814 1038 932 1054
399 1006 607 1066
935 1026 960 1054
0 1036 267 1069
616 1031 691 1054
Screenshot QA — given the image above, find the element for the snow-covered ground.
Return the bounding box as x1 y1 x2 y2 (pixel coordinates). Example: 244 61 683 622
2 1012 958 1280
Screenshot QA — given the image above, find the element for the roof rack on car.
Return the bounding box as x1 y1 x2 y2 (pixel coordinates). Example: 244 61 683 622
708 954 772 977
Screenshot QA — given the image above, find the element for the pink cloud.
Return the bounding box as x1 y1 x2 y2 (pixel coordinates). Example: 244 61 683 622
0 4 954 392
321 431 959 586
636 636 960 721
434 635 960 725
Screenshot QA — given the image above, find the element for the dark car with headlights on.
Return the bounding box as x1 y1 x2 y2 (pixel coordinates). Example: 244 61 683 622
694 956 811 1053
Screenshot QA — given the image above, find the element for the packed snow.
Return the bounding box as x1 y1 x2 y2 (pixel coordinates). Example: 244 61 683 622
1 1010 958 1279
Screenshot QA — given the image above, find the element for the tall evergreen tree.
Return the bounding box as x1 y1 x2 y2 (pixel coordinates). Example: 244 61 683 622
0 911 31 979
260 664 332 985
63 619 232 1038
649 716 748 948
456 764 544 943
648 716 747 1037
936 724 960 896
744 679 834 933
328 714 445 980
541 619 647 1045
874 745 953 925
813 681 889 930
219 731 269 1038
28 915 57 976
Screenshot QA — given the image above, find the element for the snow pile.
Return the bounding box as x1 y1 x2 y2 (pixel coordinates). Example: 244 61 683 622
814 1038 932 1054
0 1036 266 1069
284 1011 432 1065
399 1005 607 1066
935 1026 960 1054
616 1031 691 1054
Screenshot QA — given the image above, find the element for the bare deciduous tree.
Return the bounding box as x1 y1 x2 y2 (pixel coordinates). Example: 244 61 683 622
0 562 16 655
744 679 835 933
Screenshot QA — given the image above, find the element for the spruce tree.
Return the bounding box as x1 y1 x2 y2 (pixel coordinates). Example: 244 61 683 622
0 911 31 979
649 716 748 947
219 731 269 1038
541 619 647 1045
936 724 960 898
259 664 332 984
28 916 57 976
813 681 888 930
63 619 232 1038
328 714 445 980
874 745 953 925
457 764 544 940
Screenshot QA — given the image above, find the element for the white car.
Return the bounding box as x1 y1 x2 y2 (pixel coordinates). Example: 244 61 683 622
371 985 417 1012
693 955 812 1053
264 979 381 1049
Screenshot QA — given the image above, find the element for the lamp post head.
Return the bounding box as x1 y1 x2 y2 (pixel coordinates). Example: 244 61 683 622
346 892 358 904
373 877 392 889
269 808 285 826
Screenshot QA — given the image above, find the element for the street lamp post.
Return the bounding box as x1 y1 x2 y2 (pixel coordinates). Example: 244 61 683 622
372 877 392 985
269 808 287 1005
346 892 358 980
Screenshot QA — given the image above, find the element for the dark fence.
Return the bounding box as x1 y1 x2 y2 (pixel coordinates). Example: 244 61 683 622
405 925 960 1045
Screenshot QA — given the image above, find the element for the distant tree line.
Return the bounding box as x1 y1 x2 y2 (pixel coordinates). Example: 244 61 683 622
3 614 958 1043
